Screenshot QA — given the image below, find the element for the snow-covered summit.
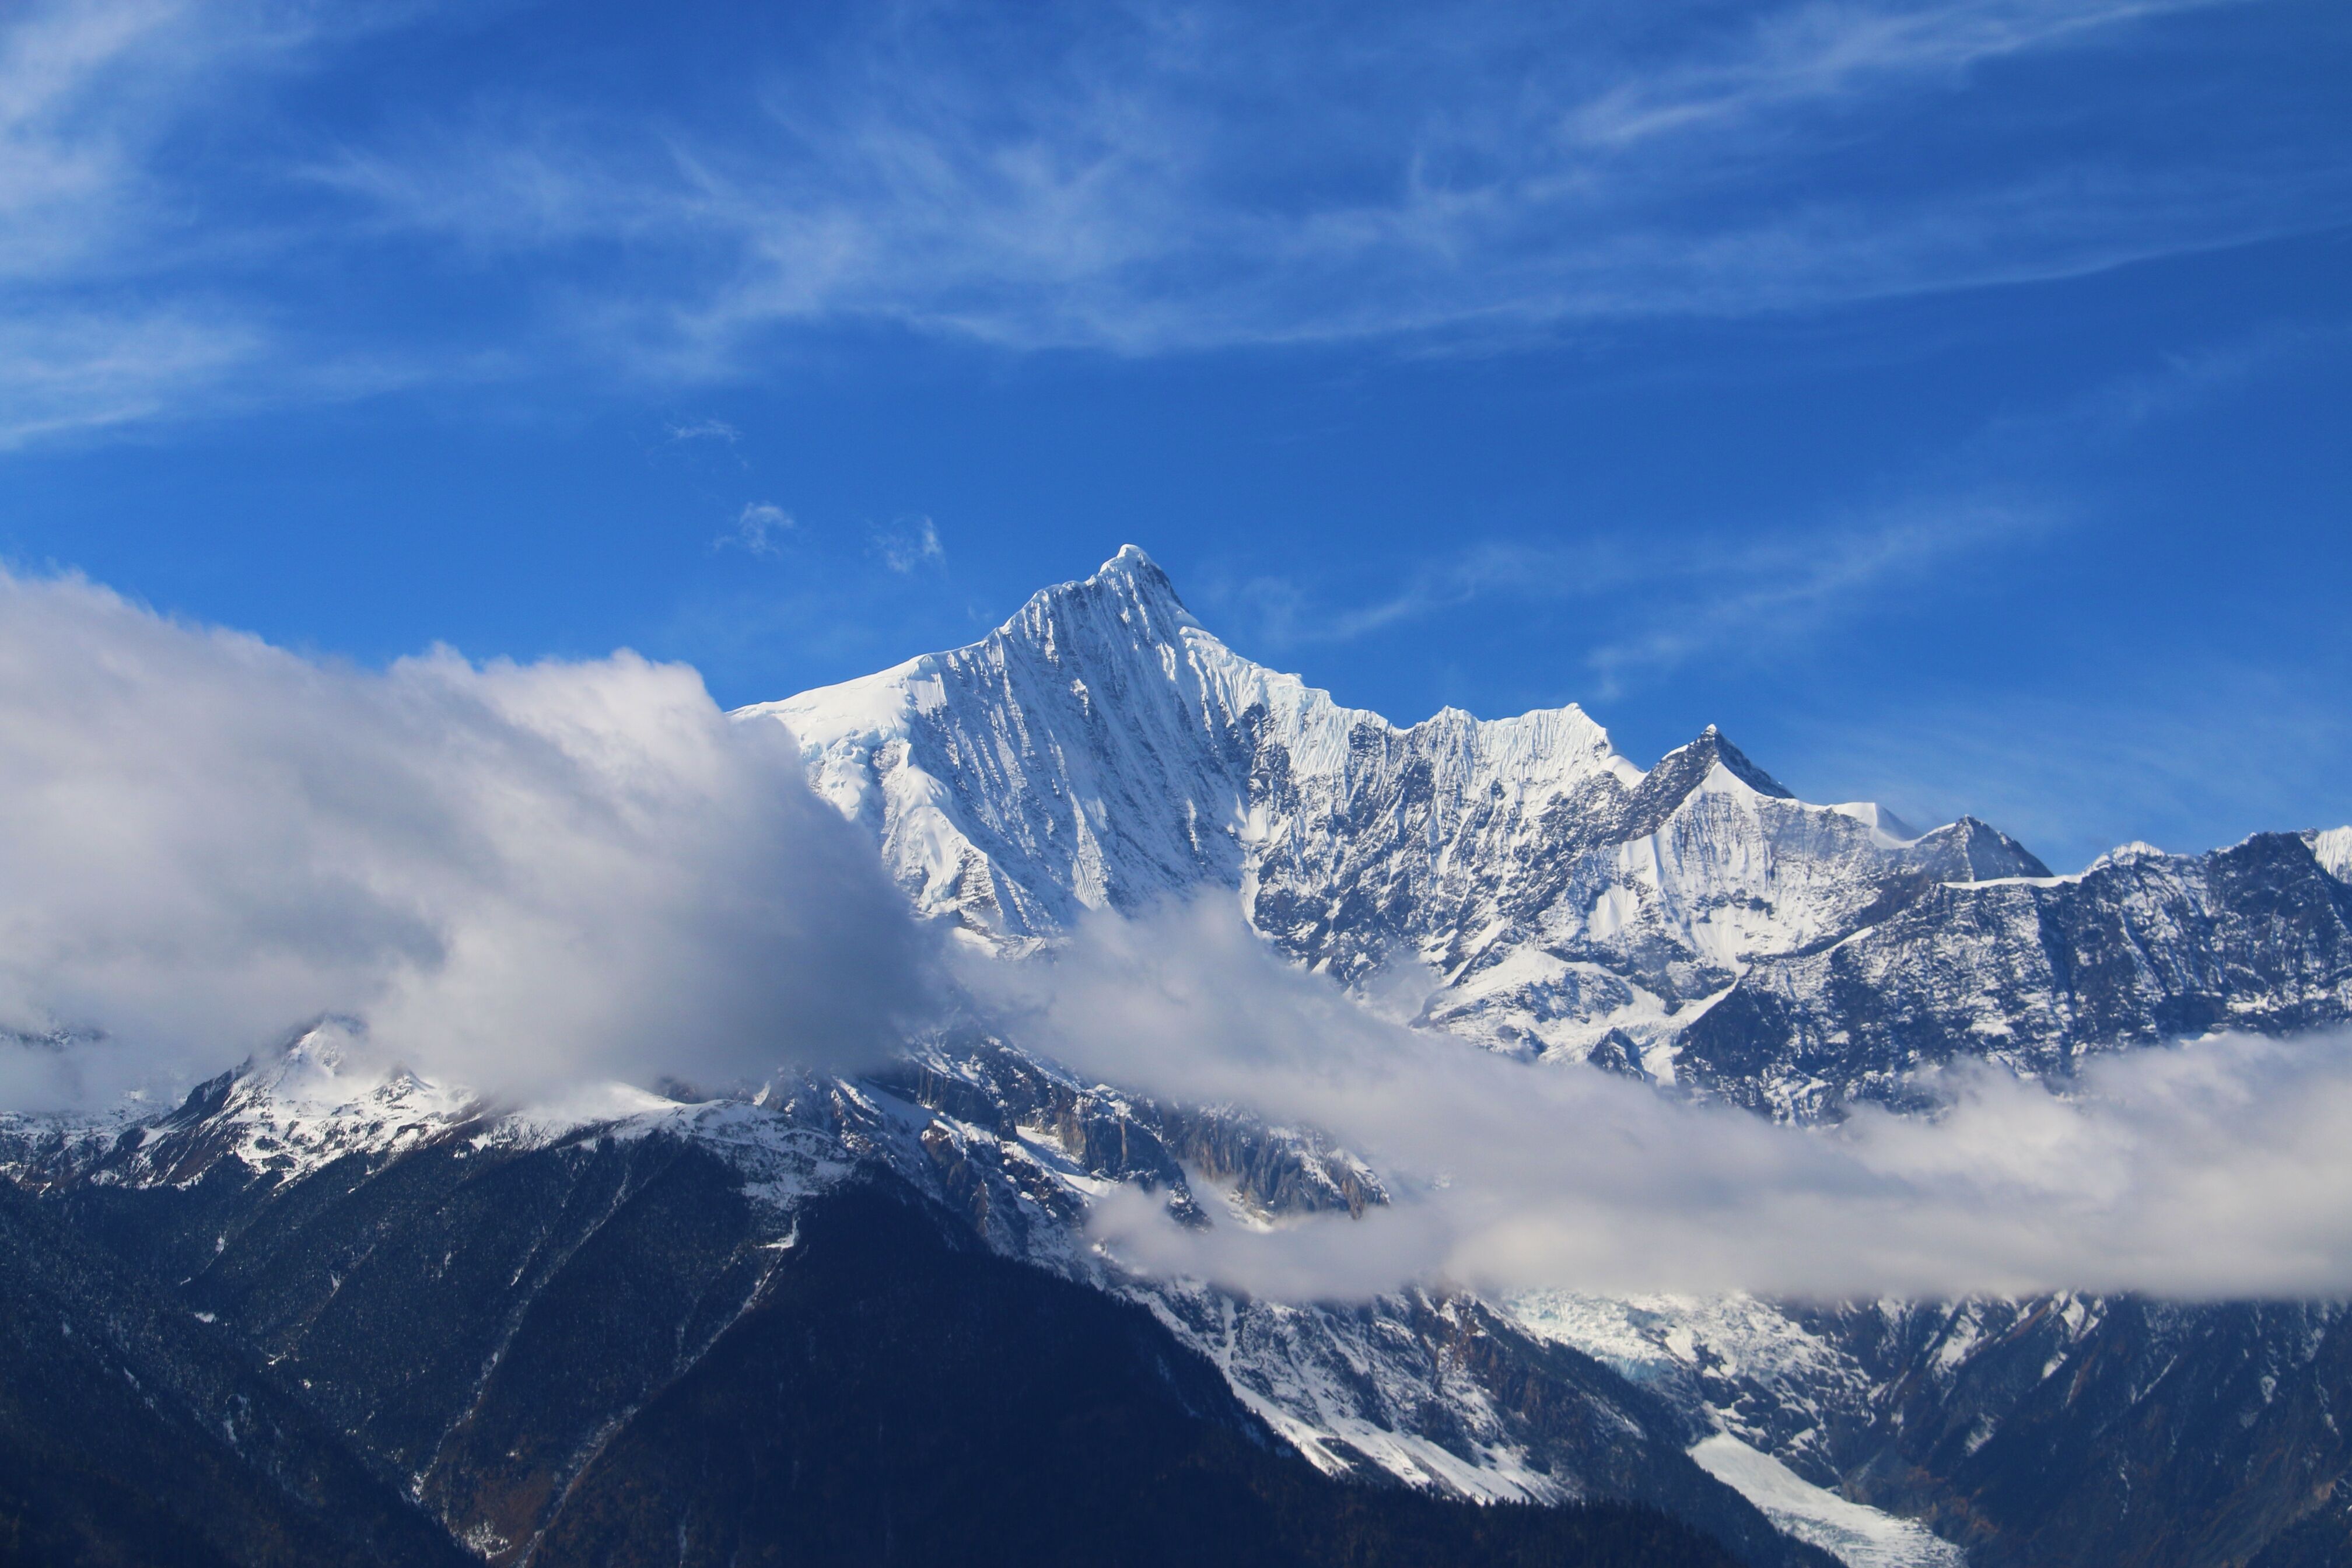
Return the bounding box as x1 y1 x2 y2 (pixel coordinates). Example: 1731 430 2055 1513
741 546 1632 937
738 547 2046 1066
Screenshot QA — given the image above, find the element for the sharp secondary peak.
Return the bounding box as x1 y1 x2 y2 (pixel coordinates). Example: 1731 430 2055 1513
1655 724 1794 799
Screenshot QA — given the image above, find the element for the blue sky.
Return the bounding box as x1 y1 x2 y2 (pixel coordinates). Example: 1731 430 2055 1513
0 0 2346 870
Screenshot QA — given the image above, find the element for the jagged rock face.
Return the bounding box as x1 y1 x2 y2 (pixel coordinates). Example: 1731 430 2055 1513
1832 1297 2352 1568
748 550 2352 1116
514 1178 1760 1568
1 1056 1822 1568
43 1113 820 1564
732 545 2352 1566
870 1043 1820 1567
750 548 1262 936
1680 831 2352 1117
743 548 2053 1073
1774 1294 2352 1568
1516 1283 2352 1568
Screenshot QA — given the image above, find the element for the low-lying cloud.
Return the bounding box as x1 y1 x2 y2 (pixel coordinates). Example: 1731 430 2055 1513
970 900 2352 1301
0 569 928 1110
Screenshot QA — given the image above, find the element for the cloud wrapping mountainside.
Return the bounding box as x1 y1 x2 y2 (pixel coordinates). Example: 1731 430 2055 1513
0 569 927 1108
981 897 2352 1301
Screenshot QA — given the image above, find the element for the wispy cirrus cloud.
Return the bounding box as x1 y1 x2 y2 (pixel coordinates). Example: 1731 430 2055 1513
871 516 945 574
1215 498 2048 698
0 0 2341 439
1791 664 2352 873
1209 316 2327 699
0 309 262 450
1562 0 2233 148
0 0 429 445
321 0 2333 367
1577 502 2046 694
0 0 259 443
0 0 203 283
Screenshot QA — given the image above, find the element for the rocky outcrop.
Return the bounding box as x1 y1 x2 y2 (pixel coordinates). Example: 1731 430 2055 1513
1679 832 2352 1117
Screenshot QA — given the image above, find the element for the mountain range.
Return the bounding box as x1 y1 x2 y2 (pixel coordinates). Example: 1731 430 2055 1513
6 546 2351 1567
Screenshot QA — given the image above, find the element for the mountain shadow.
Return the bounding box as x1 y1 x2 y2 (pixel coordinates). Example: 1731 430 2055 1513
0 1177 468 1568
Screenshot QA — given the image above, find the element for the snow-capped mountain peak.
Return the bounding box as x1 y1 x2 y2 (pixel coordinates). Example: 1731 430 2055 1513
740 548 2039 1072
1674 724 1796 799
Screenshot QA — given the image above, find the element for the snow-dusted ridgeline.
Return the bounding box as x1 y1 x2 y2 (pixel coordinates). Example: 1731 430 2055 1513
739 547 2049 1079
730 546 2352 1562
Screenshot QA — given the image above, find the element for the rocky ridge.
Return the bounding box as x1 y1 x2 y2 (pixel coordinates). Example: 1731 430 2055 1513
743 547 2063 1091
740 547 2352 1565
6 547 2351 1567
746 548 2352 1118
0 1028 1826 1568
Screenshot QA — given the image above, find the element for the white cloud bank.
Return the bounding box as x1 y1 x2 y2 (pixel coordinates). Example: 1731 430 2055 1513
0 569 928 1110
971 901 2352 1301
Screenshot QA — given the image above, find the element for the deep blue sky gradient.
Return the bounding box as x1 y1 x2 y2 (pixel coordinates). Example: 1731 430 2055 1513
2 0 2347 869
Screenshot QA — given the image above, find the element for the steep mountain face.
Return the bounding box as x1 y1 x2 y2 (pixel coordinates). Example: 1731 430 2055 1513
0 1174 470 1568
748 550 2352 1115
7 547 2350 1568
1838 1297 2352 1568
523 1177 1754 1568
1521 1287 2352 1568
740 547 2352 1563
1681 831 2352 1115
744 547 2051 1083
33 1024 2346 1568
1 1049 1819 1568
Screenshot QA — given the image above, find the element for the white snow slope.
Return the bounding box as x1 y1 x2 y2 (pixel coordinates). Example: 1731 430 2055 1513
738 546 2041 1076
